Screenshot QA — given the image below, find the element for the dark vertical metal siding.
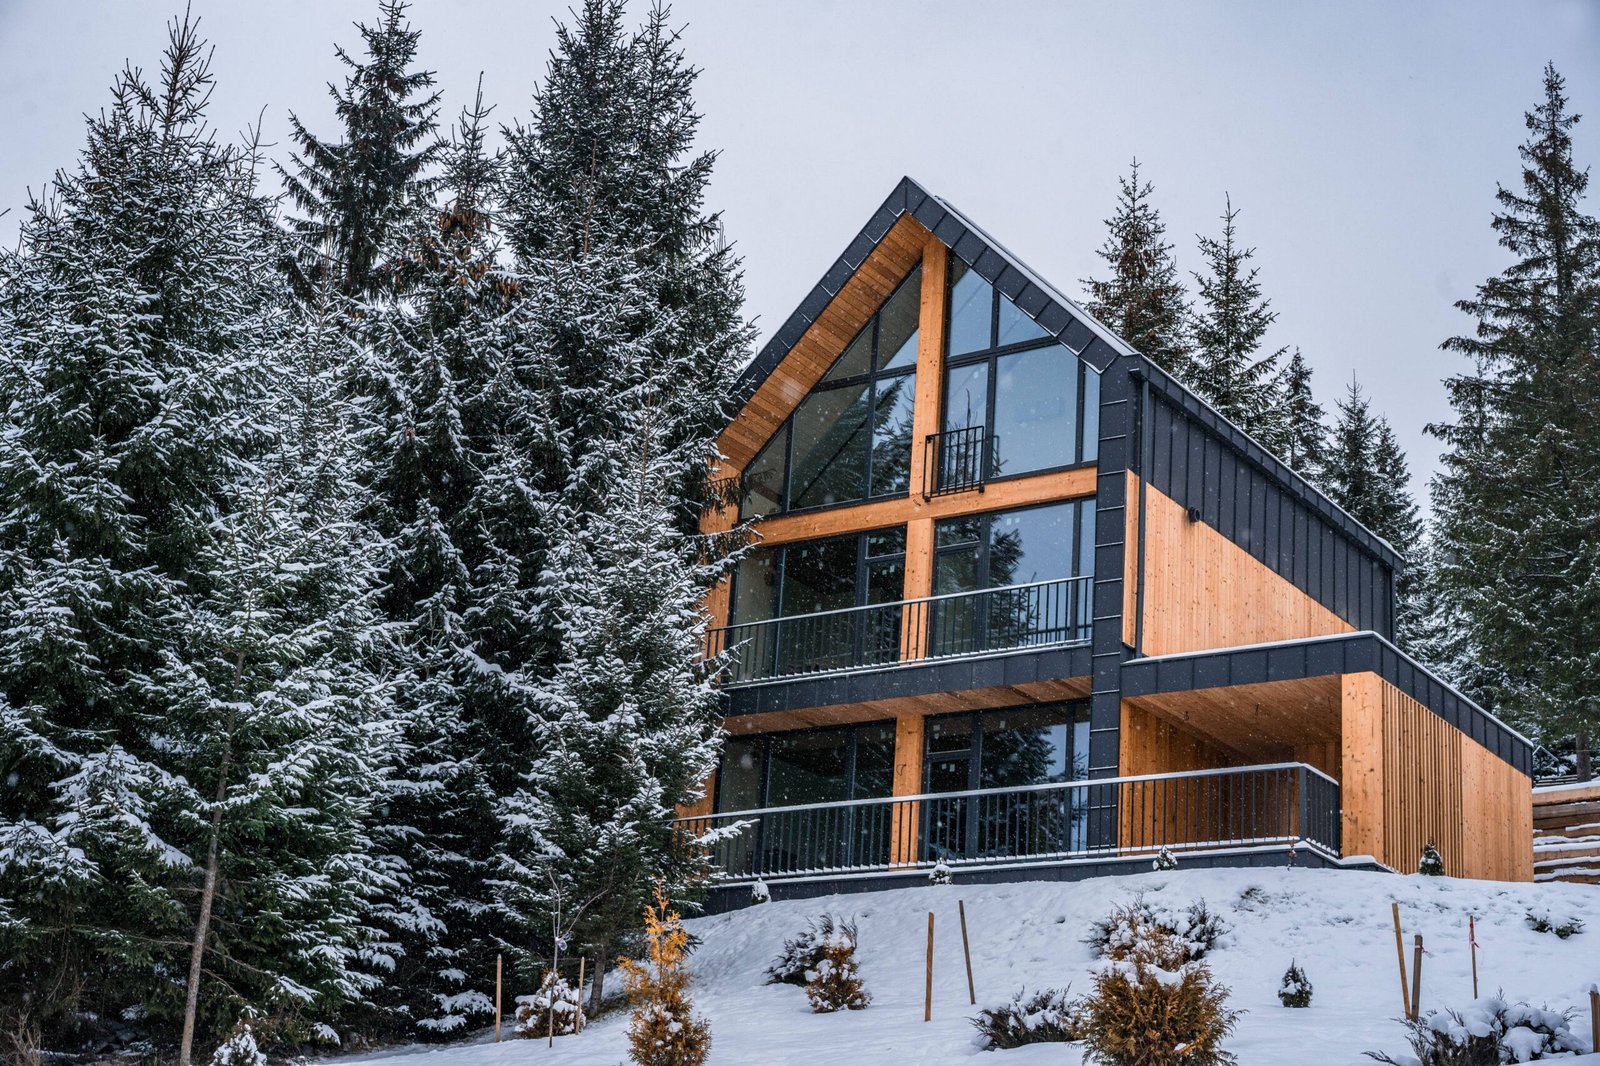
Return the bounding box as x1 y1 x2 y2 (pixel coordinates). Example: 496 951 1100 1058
1143 393 1395 638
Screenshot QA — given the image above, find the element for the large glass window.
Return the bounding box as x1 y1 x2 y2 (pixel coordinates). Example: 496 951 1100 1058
741 267 922 518
941 260 1100 485
921 703 1092 859
931 501 1094 656
726 529 907 679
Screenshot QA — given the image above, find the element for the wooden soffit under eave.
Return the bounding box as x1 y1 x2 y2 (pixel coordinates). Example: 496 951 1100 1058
718 214 933 473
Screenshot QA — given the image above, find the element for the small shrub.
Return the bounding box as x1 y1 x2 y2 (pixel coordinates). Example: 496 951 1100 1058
1086 895 1227 964
803 925 870 1013
618 885 711 1066
767 915 859 986
750 879 770 905
1366 995 1585 1065
210 1024 266 1066
1524 908 1584 939
1419 841 1446 876
515 971 585 1038
929 861 953 885
1081 925 1241 1066
971 987 1085 1050
1278 961 1312 1008
1152 845 1178 871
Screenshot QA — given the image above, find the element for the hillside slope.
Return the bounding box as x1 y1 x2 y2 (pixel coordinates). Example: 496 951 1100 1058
335 866 1600 1066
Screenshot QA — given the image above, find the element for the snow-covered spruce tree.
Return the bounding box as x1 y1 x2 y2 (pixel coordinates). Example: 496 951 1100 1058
502 0 753 522
159 274 396 1065
0 17 308 1054
280 0 441 301
1429 64 1600 778
495 0 752 1016
1082 159 1194 379
1278 350 1327 480
1189 195 1288 448
1324 379 1426 647
354 88 522 1041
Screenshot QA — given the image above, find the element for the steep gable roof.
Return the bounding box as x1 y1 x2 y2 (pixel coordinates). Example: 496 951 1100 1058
732 176 1403 573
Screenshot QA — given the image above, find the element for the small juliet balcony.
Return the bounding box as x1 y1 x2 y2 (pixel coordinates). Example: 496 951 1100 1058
704 575 1094 687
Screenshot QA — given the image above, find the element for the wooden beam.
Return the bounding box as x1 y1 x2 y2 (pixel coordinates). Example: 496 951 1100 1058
906 234 949 500
745 464 1097 548
890 713 926 864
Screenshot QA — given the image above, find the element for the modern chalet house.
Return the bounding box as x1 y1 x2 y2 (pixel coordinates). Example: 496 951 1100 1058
679 178 1533 908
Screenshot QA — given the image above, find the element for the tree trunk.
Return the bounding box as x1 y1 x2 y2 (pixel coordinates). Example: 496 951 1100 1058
177 821 224 1066
587 943 607 1018
1577 731 1592 782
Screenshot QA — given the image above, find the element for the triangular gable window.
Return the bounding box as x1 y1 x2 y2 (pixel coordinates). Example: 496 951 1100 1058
947 260 1048 356
741 266 922 518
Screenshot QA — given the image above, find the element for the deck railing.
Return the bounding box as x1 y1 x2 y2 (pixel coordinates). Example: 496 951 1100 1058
674 762 1339 883
923 424 995 498
705 574 1092 686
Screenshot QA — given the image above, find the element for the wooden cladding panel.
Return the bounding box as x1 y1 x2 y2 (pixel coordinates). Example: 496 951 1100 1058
717 215 931 471
1122 676 1340 764
1118 701 1242 851
1379 679 1465 877
1138 479 1353 656
1119 701 1241 777
1340 672 1531 881
675 770 716 821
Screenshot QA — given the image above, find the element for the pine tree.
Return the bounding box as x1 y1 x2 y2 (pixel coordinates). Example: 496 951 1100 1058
1279 349 1327 478
281 0 441 301
495 0 752 1014
1429 64 1600 776
1190 195 1289 445
1082 159 1194 378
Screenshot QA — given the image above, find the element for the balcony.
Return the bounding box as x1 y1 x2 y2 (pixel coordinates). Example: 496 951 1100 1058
676 762 1341 884
922 424 996 498
705 575 1093 687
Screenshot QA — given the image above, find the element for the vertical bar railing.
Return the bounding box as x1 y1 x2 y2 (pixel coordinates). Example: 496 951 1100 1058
922 425 996 499
675 762 1341 883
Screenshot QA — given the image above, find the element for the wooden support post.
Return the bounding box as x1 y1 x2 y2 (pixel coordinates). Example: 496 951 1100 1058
1392 904 1411 1020
1468 916 1478 999
958 900 975 1006
494 954 503 1042
1589 988 1598 1058
577 958 586 1034
924 912 935 1023
1410 935 1424 1022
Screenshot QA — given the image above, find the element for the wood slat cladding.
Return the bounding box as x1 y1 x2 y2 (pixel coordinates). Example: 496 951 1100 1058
1137 480 1353 656
716 215 931 473
1340 672 1530 881
1380 680 1465 876
1118 702 1243 851
1142 389 1396 638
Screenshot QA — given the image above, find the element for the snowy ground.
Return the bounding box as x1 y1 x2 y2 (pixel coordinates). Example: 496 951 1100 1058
331 866 1600 1066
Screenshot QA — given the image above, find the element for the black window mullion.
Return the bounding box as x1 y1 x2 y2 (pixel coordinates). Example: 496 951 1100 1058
781 415 796 512
1075 362 1088 464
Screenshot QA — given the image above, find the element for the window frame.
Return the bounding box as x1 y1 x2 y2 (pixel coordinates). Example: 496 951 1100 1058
729 526 908 627
941 259 1101 485
932 499 1095 595
713 719 898 812
741 266 923 519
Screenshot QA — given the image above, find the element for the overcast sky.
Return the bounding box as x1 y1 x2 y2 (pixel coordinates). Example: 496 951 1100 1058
2 1 1598 502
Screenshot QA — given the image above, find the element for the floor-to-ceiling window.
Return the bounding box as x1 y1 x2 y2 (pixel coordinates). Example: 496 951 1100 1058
741 267 922 518
726 528 907 679
929 500 1095 656
921 703 1091 860
940 259 1100 488
714 722 896 874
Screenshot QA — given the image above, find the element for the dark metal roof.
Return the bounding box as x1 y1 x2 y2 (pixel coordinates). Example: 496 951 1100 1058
732 175 1403 572
1119 631 1533 774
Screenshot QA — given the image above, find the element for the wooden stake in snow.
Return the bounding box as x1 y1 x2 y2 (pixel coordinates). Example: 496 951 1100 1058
924 911 935 1022
495 954 503 1042
1391 903 1411 1019
958 900 975 1006
577 957 586 1034
1589 987 1598 1057
1410 934 1424 1022
1468 916 1479 999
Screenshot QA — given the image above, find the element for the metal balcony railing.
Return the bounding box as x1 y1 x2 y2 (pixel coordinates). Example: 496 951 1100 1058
704 575 1092 686
923 424 996 498
674 762 1341 883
